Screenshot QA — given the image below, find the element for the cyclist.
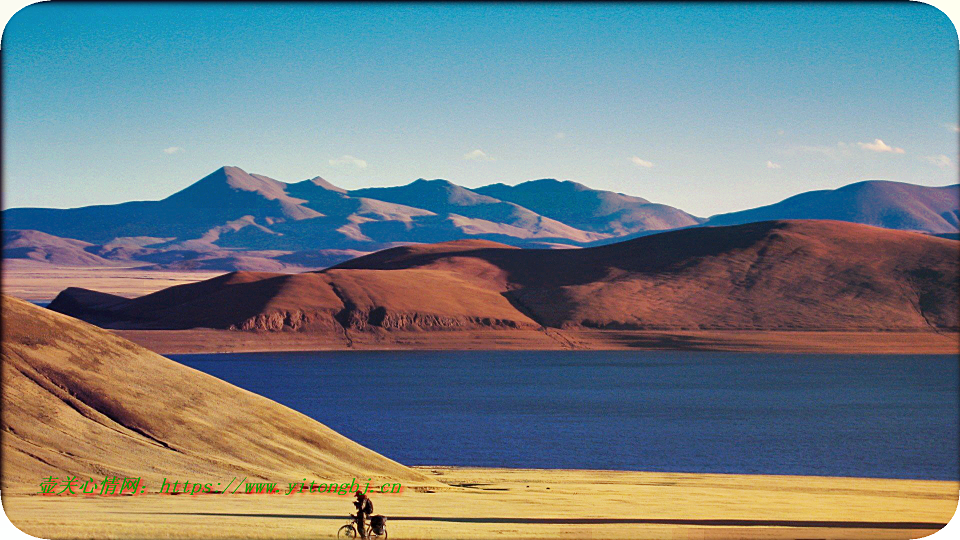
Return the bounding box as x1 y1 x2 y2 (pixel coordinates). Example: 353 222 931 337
353 490 373 538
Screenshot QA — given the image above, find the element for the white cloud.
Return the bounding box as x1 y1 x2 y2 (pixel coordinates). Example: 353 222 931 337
856 139 904 154
630 156 654 168
766 161 782 169
921 154 954 169
463 149 494 161
946 123 959 133
554 131 566 139
328 155 368 169
163 147 183 155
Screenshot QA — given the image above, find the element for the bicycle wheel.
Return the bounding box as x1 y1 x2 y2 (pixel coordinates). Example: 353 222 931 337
337 524 358 539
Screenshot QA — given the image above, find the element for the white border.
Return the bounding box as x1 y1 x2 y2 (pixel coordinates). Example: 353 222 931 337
0 1 957 539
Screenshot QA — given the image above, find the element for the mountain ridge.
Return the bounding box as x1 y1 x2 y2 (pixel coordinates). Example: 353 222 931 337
707 180 959 233
474 178 703 235
4 167 958 272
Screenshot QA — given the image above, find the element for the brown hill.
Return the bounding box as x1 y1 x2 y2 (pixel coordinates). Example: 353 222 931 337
340 220 959 331
50 240 539 332
1 296 431 492
50 221 958 332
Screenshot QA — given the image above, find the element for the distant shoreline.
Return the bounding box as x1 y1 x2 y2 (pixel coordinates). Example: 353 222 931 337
116 328 959 355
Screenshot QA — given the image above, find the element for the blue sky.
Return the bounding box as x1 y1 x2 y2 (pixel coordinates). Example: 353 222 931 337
3 3 958 216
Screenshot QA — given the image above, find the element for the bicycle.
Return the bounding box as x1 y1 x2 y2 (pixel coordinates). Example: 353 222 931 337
338 513 387 539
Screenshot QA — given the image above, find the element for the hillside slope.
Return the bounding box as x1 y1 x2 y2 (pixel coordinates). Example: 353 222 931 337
1 296 431 491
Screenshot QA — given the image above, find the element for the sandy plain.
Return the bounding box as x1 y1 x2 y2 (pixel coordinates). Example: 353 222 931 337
3 467 957 540
1 261 225 301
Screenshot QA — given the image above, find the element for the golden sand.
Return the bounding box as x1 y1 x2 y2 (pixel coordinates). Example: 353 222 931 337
1 262 224 301
3 467 957 539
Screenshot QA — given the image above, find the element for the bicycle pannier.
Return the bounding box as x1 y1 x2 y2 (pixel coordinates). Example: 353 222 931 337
370 515 386 534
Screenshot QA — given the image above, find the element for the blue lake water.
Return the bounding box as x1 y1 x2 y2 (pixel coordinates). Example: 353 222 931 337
171 351 959 480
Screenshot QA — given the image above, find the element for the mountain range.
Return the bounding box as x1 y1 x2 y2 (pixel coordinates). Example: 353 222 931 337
4 166 958 271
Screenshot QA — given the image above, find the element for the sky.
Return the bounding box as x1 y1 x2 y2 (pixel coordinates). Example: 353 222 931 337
2 3 958 217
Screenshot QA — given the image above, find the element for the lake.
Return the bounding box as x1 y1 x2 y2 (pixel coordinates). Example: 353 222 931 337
171 351 959 480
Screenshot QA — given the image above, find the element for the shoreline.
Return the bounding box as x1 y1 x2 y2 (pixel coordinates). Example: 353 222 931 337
408 465 960 483
115 328 960 355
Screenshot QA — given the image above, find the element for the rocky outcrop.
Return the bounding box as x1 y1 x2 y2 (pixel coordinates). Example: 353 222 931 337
229 310 342 332
343 307 537 332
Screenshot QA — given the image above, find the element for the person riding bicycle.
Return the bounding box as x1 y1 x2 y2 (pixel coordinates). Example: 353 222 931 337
354 491 373 538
